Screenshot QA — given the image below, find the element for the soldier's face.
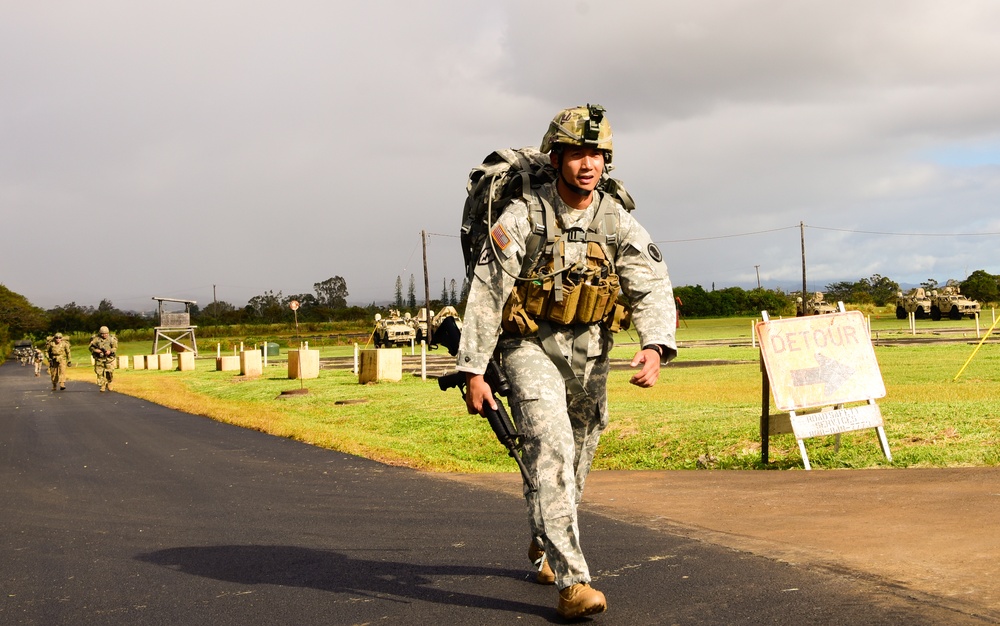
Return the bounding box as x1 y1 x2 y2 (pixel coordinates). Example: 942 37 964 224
100 333 108 339
553 146 605 193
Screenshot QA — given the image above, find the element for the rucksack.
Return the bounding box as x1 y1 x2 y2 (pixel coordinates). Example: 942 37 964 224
459 146 635 286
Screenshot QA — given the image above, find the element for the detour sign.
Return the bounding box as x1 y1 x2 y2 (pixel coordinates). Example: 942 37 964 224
756 311 886 411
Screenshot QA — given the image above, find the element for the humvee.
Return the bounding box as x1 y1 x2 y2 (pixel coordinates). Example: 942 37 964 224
895 288 932 320
929 286 980 320
410 306 463 346
372 310 417 347
805 292 838 315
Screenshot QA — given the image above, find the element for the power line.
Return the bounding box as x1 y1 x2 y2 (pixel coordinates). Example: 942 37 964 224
806 225 1000 237
431 222 1000 247
657 225 798 244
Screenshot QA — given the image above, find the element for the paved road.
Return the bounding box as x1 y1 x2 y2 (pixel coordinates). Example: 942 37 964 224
0 363 991 625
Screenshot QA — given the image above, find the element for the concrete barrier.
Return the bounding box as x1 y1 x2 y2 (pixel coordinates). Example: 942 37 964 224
288 349 320 380
178 352 195 371
134 355 146 370
157 354 173 370
145 355 159 370
117 355 130 369
216 356 240 371
240 350 262 377
359 348 402 383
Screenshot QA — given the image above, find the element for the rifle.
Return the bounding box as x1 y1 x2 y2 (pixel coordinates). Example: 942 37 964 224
436 317 536 492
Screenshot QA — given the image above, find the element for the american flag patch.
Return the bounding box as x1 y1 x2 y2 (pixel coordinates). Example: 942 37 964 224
491 223 511 250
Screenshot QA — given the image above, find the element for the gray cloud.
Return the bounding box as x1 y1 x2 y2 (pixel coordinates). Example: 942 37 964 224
3 0 1000 311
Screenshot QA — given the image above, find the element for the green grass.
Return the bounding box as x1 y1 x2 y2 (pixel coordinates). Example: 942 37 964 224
64 317 1000 472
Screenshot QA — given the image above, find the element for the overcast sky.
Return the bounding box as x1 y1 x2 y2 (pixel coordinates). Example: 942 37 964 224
4 1 1000 312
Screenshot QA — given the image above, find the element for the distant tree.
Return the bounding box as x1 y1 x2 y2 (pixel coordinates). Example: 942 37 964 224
0 284 48 338
245 290 285 323
921 278 939 292
98 299 115 312
746 288 795 317
858 274 900 307
407 274 416 309
823 281 856 304
449 279 458 306
440 278 449 305
313 276 348 309
960 270 999 304
47 302 94 333
460 278 470 308
394 276 404 308
199 300 236 324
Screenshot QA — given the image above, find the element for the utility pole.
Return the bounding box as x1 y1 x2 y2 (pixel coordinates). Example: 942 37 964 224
421 230 432 346
800 221 807 316
754 265 761 290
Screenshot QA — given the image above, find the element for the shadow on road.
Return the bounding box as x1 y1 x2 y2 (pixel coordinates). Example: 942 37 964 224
137 544 555 619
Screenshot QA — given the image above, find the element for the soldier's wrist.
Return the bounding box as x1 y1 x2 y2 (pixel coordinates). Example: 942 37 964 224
642 344 664 358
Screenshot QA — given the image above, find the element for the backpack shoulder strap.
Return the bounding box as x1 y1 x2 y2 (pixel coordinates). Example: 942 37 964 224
584 190 621 263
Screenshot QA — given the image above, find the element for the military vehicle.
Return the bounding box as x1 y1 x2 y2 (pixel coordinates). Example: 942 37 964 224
410 306 463 346
804 292 838 315
895 288 932 320
372 310 417 347
929 286 981 320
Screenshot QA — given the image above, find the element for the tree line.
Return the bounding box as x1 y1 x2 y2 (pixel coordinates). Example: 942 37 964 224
671 269 1000 318
5 269 999 354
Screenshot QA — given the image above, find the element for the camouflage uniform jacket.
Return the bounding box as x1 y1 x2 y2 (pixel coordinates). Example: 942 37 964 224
457 183 677 375
47 341 72 363
89 335 118 362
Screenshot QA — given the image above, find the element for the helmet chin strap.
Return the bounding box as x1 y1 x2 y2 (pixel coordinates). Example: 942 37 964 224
560 171 591 197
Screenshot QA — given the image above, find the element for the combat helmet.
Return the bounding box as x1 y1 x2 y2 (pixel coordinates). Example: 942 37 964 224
540 104 614 163
99 326 110 334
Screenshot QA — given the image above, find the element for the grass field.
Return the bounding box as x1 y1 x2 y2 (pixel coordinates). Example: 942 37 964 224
63 315 1000 473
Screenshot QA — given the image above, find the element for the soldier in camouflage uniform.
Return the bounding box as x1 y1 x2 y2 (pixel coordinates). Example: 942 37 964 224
456 104 677 619
47 332 72 391
89 326 118 392
33 347 44 376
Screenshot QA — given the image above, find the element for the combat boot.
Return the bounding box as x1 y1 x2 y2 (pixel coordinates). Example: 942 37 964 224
106 383 113 392
528 539 555 585
557 583 606 619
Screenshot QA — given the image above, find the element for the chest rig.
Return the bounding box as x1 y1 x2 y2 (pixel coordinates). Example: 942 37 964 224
500 188 632 397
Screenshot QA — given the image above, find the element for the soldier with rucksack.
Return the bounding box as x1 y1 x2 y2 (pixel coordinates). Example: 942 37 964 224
47 332 72 391
456 104 677 619
89 326 118 392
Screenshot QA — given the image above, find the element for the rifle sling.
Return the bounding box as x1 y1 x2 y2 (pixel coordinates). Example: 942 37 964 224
536 321 589 399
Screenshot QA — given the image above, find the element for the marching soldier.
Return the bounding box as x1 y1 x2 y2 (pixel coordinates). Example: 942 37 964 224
47 332 72 391
457 105 677 618
89 326 118 392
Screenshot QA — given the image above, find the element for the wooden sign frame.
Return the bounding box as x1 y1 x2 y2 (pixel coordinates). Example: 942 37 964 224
757 308 891 470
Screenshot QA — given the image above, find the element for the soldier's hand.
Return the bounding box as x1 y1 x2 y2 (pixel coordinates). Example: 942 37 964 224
628 348 661 388
465 373 497 416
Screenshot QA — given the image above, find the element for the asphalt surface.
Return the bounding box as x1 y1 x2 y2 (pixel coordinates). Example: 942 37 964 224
1 362 995 625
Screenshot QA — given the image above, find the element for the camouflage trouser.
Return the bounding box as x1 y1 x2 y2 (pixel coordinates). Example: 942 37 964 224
34 359 42 375
49 360 67 388
94 358 115 389
501 339 609 589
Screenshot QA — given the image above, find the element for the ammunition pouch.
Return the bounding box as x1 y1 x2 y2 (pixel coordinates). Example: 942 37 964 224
501 269 628 335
